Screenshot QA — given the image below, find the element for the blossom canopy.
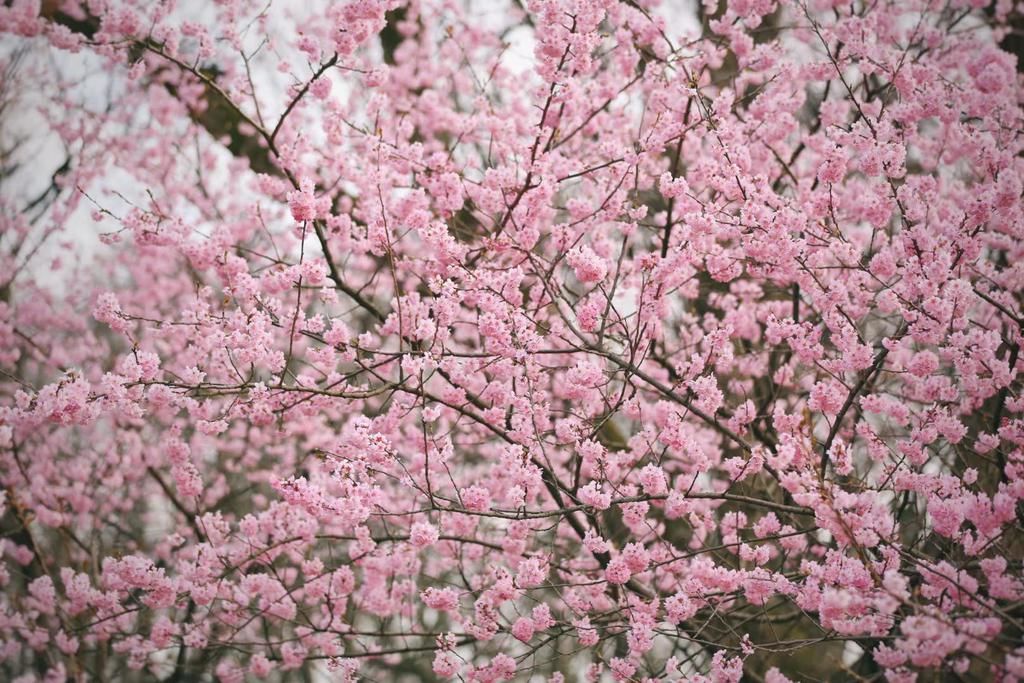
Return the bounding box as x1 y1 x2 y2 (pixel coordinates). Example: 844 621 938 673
1 0 1023 681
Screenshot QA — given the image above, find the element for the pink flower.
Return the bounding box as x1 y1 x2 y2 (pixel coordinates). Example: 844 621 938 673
579 481 612 510
808 380 846 416
566 245 608 283
817 147 847 184
287 178 327 222
421 587 459 612
511 616 534 642
574 618 599 647
410 522 439 548
460 485 491 512
605 557 631 585
515 557 547 588
666 592 698 623
637 464 668 496
310 77 332 99
433 651 460 678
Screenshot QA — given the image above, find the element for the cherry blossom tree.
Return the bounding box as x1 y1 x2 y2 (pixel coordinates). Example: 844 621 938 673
1 0 1023 680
